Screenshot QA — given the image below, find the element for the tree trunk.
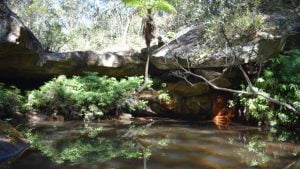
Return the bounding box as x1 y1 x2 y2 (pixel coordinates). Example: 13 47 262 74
144 46 150 83
122 14 132 45
143 9 155 83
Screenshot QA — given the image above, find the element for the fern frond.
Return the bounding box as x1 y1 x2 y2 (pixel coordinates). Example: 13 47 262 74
153 0 177 13
122 0 145 7
123 0 177 14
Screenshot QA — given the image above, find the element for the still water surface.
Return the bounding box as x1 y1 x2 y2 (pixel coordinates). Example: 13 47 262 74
7 119 300 169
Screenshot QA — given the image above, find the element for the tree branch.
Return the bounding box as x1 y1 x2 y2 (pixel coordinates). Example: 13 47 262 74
174 59 250 95
220 25 300 115
173 23 300 115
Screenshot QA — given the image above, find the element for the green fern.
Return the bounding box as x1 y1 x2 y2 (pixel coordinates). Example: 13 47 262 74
122 0 145 7
153 0 177 13
122 0 177 14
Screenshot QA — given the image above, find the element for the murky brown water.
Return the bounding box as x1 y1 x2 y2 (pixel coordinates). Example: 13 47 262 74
4 119 300 169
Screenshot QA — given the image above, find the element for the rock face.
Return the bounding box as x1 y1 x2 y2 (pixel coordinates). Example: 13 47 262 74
0 48 144 80
0 17 145 80
151 26 286 70
0 6 145 80
0 121 29 163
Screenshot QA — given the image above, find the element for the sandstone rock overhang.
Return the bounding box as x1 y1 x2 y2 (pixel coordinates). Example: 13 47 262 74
150 26 287 70
0 12 145 80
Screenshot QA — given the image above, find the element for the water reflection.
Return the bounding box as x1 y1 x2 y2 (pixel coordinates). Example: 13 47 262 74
232 128 300 168
5 120 300 169
22 122 168 166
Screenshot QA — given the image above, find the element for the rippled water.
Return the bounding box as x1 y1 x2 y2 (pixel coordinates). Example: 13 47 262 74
5 119 300 169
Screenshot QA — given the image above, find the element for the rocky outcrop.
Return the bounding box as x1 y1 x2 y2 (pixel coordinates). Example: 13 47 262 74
0 15 144 80
0 49 145 80
0 121 29 163
150 26 286 70
0 17 44 55
0 6 145 80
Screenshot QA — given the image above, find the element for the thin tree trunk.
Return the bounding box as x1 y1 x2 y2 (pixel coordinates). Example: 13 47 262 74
123 14 132 44
144 46 150 83
143 9 154 84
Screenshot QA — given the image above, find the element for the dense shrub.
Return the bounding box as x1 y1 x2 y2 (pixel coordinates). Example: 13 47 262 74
26 73 148 121
235 50 300 126
0 84 24 119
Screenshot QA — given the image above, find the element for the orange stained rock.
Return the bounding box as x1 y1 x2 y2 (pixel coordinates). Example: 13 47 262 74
212 94 235 128
162 100 176 111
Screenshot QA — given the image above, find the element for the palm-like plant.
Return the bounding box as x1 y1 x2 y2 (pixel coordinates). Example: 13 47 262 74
122 0 176 83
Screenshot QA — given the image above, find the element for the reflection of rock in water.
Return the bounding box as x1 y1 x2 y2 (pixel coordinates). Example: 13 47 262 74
0 121 29 164
26 112 64 124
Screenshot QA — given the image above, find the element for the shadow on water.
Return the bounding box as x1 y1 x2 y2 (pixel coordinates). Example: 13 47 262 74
3 119 300 169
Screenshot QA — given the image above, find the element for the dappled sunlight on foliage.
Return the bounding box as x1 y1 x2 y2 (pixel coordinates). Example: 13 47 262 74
235 49 300 126
230 128 300 168
0 84 24 119
26 73 147 121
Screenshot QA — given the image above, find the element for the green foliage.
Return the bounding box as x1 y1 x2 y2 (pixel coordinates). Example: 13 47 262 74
12 0 70 52
0 84 24 119
221 11 264 41
233 128 300 167
9 0 135 51
274 50 300 84
236 50 300 126
122 0 177 14
40 21 69 52
7 0 298 52
26 74 147 121
202 0 264 48
239 135 269 167
8 0 176 52
157 90 171 103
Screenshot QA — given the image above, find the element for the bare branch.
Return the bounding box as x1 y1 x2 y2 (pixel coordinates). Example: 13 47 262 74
284 161 297 169
177 62 250 95
220 25 300 115
173 23 300 115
